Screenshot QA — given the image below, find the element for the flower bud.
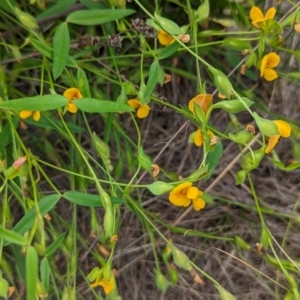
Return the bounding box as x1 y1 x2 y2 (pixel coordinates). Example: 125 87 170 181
208 67 233 99
212 98 253 113
12 156 27 170
241 147 264 171
234 236 251 250
104 206 114 238
253 112 279 137
147 181 173 195
154 268 169 292
235 169 246 185
169 244 192 271
138 146 152 172
0 271 9 298
15 7 38 30
228 130 253 144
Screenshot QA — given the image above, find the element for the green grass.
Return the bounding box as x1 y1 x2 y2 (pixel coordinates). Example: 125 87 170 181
0 0 300 299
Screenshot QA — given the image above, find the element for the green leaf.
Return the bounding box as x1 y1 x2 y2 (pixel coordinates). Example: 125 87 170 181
74 98 133 113
196 0 210 24
24 115 84 133
253 112 279 137
158 42 180 60
53 23 70 80
142 60 160 104
205 141 223 180
37 0 77 20
0 95 68 111
26 246 38 300
45 232 67 257
77 68 91 98
15 7 38 30
154 12 181 34
40 258 50 290
67 9 136 25
12 194 60 236
30 38 77 67
63 191 124 207
0 225 26 245
147 181 173 195
286 162 300 171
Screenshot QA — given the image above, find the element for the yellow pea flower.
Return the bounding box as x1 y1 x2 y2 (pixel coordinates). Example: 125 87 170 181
265 120 291 154
157 29 175 46
260 52 280 81
168 182 206 211
194 129 203 147
249 6 276 29
127 99 150 119
19 110 41 121
188 94 213 115
91 277 114 294
63 88 83 113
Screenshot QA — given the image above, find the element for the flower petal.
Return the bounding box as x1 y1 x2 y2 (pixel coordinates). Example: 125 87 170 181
192 198 206 211
274 120 291 137
265 7 276 19
260 55 268 77
190 94 212 114
186 186 199 199
157 30 175 46
127 99 141 109
262 68 278 81
20 111 32 119
250 7 264 22
63 88 83 100
33 111 41 121
265 52 280 68
137 104 150 119
68 102 78 113
169 182 192 195
265 135 280 154
92 278 114 294
169 193 191 207
194 129 203 147
188 100 195 114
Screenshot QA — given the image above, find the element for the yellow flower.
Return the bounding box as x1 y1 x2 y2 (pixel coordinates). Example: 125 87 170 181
260 52 280 81
194 129 203 147
63 88 83 113
249 6 276 29
158 29 175 46
265 120 291 154
91 277 114 294
168 182 206 211
127 99 150 119
19 110 41 121
188 94 212 115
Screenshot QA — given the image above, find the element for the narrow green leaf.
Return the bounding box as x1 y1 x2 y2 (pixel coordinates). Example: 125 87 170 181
158 42 180 59
12 194 60 236
24 116 84 133
37 0 77 20
63 191 124 207
40 258 50 290
205 141 223 180
0 95 68 111
74 98 133 113
0 225 26 245
26 246 38 300
53 23 70 80
142 60 160 104
77 68 91 98
45 232 67 257
30 38 77 67
67 9 135 25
